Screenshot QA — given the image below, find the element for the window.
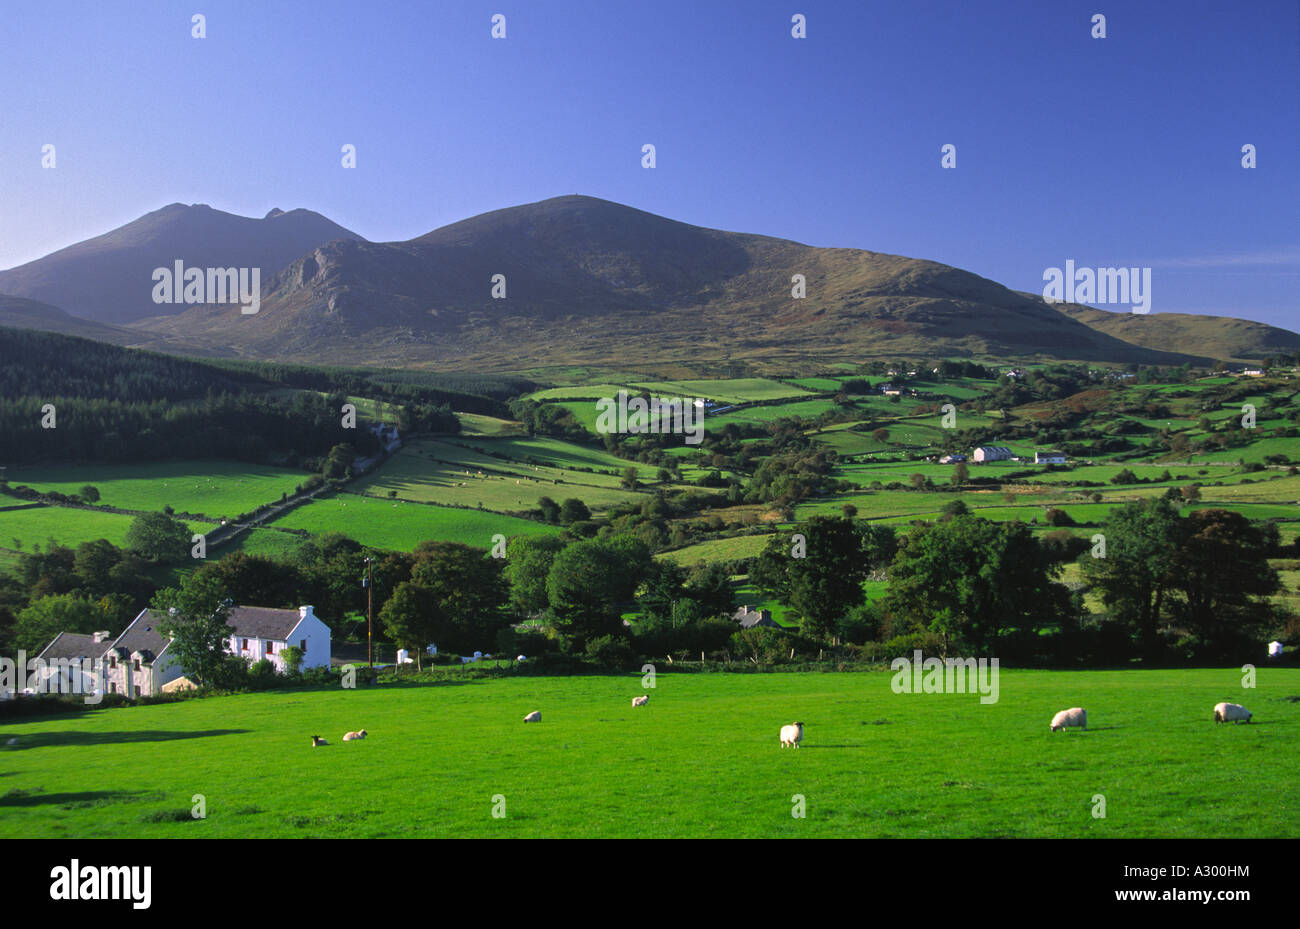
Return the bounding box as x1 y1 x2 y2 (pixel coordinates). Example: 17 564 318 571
266 641 275 655
241 638 248 651
110 683 117 694
109 656 116 668
300 640 307 651
133 659 140 671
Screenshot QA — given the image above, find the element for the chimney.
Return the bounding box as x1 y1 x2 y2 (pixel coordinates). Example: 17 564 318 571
92 631 111 643
299 605 313 621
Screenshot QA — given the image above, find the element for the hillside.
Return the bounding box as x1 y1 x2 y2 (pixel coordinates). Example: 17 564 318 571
1056 303 1300 363
130 196 1219 370
0 204 365 324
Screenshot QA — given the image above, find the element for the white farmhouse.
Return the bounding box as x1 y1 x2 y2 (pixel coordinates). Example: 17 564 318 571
102 604 331 697
972 446 1013 463
1035 451 1067 464
29 631 112 698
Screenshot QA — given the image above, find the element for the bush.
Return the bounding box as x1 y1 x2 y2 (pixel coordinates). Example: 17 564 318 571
583 634 636 669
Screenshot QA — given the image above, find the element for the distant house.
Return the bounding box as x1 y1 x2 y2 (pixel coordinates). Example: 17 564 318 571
732 605 779 629
1242 369 1265 377
939 454 967 464
972 446 1013 463
1035 451 1067 464
102 604 331 697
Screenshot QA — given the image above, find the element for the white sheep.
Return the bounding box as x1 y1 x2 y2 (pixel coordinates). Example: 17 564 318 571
311 735 328 747
779 722 804 748
523 710 541 723
1050 707 1087 732
1213 702 1252 724
343 729 367 741
631 695 649 707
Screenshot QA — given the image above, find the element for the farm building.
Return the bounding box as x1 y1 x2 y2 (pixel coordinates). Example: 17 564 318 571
733 605 779 629
972 446 1013 463
939 454 967 464
28 631 112 697
1035 451 1067 464
97 604 331 697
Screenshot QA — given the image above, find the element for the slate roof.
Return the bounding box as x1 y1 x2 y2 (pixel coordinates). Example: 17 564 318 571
109 613 172 663
224 606 303 640
36 633 104 662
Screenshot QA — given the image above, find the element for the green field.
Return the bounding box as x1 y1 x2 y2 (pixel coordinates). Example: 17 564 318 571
350 439 652 514
3 461 312 519
628 378 814 404
1 668 1295 838
0 506 216 552
267 495 560 550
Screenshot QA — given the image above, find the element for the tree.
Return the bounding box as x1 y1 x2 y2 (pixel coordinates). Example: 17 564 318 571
886 514 1068 654
1166 510 1281 659
152 573 236 688
872 428 890 443
378 582 445 669
409 541 510 652
536 495 561 523
280 645 304 676
546 538 647 646
621 467 640 490
951 461 969 486
1082 497 1181 657
751 516 871 640
559 498 592 525
503 535 568 616
14 594 118 656
79 485 100 504
124 512 191 562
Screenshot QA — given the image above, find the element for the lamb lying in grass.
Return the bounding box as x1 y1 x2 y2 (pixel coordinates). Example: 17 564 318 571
1050 707 1087 732
343 730 367 741
1213 702 1252 724
311 735 328 747
631 695 649 707
523 710 541 723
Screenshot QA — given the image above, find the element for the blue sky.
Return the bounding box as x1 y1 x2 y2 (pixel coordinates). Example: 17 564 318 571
2 0 1297 328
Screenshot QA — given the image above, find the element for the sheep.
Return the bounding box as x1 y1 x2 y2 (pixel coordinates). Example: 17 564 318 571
311 735 328 747
1213 702 1252 724
632 695 649 707
779 722 804 748
343 730 367 741
1050 707 1087 732
523 710 541 723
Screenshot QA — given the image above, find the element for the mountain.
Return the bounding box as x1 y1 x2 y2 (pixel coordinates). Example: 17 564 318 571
0 204 365 324
1054 304 1300 363
131 195 1237 371
0 294 140 344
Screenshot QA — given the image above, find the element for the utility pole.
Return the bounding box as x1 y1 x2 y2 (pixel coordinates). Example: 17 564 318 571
364 557 374 668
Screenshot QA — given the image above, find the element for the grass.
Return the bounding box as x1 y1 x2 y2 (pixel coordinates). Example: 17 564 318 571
0 506 216 551
1 668 1295 838
349 440 648 514
266 496 560 551
627 378 814 404
2 461 312 519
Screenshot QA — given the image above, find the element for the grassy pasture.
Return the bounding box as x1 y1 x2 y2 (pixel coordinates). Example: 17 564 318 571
266 496 560 551
351 440 651 514
1 669 1295 838
2 461 311 519
628 378 814 404
0 506 216 552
